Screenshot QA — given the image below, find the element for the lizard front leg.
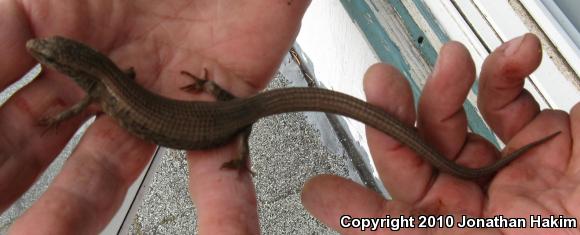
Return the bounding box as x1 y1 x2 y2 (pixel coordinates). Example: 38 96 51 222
39 94 93 134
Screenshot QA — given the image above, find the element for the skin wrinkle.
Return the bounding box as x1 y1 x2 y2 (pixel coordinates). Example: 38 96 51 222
544 190 572 215
422 172 441 199
493 95 539 140
0 154 16 209
526 194 555 215
150 38 171 87
84 147 130 188
138 4 207 44
562 181 580 215
569 104 580 172
1 116 27 155
53 173 104 211
424 109 467 159
31 191 87 233
20 142 46 174
126 4 201 48
20 0 42 35
8 2 33 49
125 11 160 41
451 133 472 163
435 107 465 125
561 198 574 222
483 80 527 112
391 147 432 195
118 4 137 40
49 187 101 232
196 33 261 84
87 118 154 181
168 2 208 23
498 51 526 75
480 84 525 111
429 180 477 213
49 154 127 230
0 146 9 168
564 140 574 169
1 144 48 211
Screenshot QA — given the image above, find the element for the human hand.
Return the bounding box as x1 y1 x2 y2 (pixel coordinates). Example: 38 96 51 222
302 33 578 234
1 0 309 233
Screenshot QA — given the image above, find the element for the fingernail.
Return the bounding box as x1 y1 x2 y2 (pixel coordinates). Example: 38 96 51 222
504 35 526 56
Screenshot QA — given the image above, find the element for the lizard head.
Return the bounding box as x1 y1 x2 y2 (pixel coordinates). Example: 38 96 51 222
26 36 120 90
27 36 91 77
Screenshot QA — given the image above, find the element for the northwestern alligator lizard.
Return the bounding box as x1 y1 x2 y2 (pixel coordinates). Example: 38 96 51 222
25 36 559 179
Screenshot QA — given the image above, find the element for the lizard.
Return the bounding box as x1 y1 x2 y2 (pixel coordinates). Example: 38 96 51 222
25 36 560 179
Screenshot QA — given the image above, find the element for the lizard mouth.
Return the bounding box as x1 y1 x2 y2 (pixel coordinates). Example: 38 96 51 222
26 39 56 64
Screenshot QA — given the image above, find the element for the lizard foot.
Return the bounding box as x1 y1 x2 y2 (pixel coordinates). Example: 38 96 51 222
37 117 62 136
180 70 208 93
180 69 235 101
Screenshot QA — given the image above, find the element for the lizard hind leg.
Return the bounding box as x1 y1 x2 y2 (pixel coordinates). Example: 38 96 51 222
180 69 235 101
182 68 251 175
220 126 255 176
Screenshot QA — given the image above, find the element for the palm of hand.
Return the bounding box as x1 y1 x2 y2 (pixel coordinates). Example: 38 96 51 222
25 0 299 94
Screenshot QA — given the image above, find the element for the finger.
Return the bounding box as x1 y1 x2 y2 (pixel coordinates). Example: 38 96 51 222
418 42 504 183
166 49 261 233
418 42 472 160
568 103 580 174
301 175 409 234
0 70 92 212
187 139 260 234
178 60 262 234
9 117 155 234
363 63 433 203
477 33 543 141
0 0 35 90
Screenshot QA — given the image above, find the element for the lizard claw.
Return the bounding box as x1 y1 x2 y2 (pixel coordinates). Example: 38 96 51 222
124 67 136 80
180 69 235 100
180 70 208 94
37 117 61 136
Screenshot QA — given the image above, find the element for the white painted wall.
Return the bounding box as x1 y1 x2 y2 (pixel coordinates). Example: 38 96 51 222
296 1 380 154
